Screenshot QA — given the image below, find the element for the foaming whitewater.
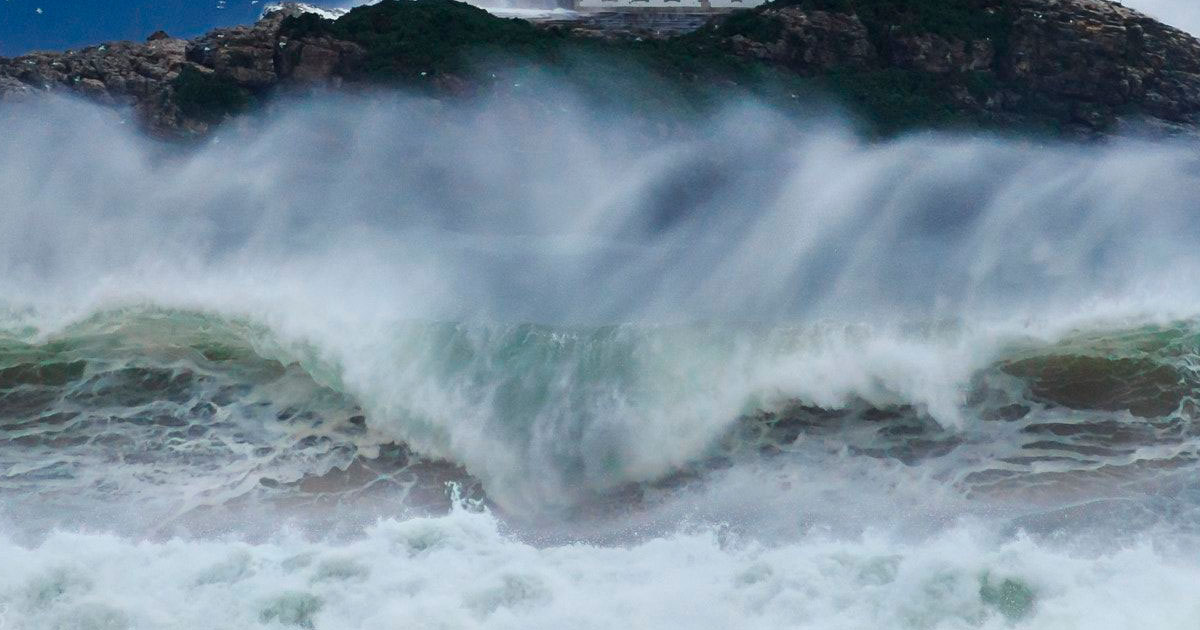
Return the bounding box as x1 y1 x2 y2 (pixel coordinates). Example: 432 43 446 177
3 90 1200 627
4 504 1200 630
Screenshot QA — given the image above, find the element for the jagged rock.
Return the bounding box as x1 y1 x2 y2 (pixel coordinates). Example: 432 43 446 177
727 8 877 73
2 0 1200 137
0 75 34 101
0 37 190 130
717 0 1200 131
186 18 283 89
890 35 994 74
0 1 367 135
1004 0 1200 125
276 35 365 83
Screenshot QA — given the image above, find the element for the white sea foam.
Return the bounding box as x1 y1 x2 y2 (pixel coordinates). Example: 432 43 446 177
1 502 1198 630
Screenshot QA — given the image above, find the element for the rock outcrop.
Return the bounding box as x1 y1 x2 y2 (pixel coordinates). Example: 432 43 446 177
275 33 365 84
1006 0 1200 128
718 0 1200 131
0 35 192 131
187 16 284 90
0 4 363 136
3 0 1200 137
727 9 879 72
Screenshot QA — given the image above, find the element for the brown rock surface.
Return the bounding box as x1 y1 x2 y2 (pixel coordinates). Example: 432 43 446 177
1004 0 1200 125
727 8 878 73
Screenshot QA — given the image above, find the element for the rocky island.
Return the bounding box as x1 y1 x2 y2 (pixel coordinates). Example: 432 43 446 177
3 0 1200 138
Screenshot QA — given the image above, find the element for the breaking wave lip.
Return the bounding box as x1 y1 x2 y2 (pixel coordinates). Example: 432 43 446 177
5 89 1200 518
3 305 1200 534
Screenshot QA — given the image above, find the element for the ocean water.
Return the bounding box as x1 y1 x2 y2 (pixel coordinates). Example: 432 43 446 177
3 91 1200 628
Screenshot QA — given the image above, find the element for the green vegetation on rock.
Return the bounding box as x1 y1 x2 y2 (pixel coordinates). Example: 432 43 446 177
283 0 559 80
172 65 253 122
701 0 1029 133
281 0 809 122
276 0 1006 134
821 69 965 132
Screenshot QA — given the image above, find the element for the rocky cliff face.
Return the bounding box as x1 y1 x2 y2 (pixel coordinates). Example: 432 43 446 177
3 0 1200 137
722 0 1200 131
0 5 363 136
0 35 194 133
727 10 879 72
1008 0 1200 128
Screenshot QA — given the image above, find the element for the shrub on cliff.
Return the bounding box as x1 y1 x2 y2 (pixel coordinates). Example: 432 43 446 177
282 0 561 81
172 66 252 122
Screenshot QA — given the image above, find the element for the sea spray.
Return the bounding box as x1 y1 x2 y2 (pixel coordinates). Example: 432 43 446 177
2 88 1200 627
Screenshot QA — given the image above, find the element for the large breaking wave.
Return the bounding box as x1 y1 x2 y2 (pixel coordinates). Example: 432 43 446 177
3 89 1200 628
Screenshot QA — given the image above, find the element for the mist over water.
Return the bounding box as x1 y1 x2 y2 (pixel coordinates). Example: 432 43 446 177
3 87 1200 627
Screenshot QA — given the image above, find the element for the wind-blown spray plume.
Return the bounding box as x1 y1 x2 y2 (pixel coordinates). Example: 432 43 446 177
2 72 1200 628
3 90 1200 512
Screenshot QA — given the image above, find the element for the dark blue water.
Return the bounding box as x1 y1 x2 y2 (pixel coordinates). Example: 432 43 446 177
0 0 337 56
